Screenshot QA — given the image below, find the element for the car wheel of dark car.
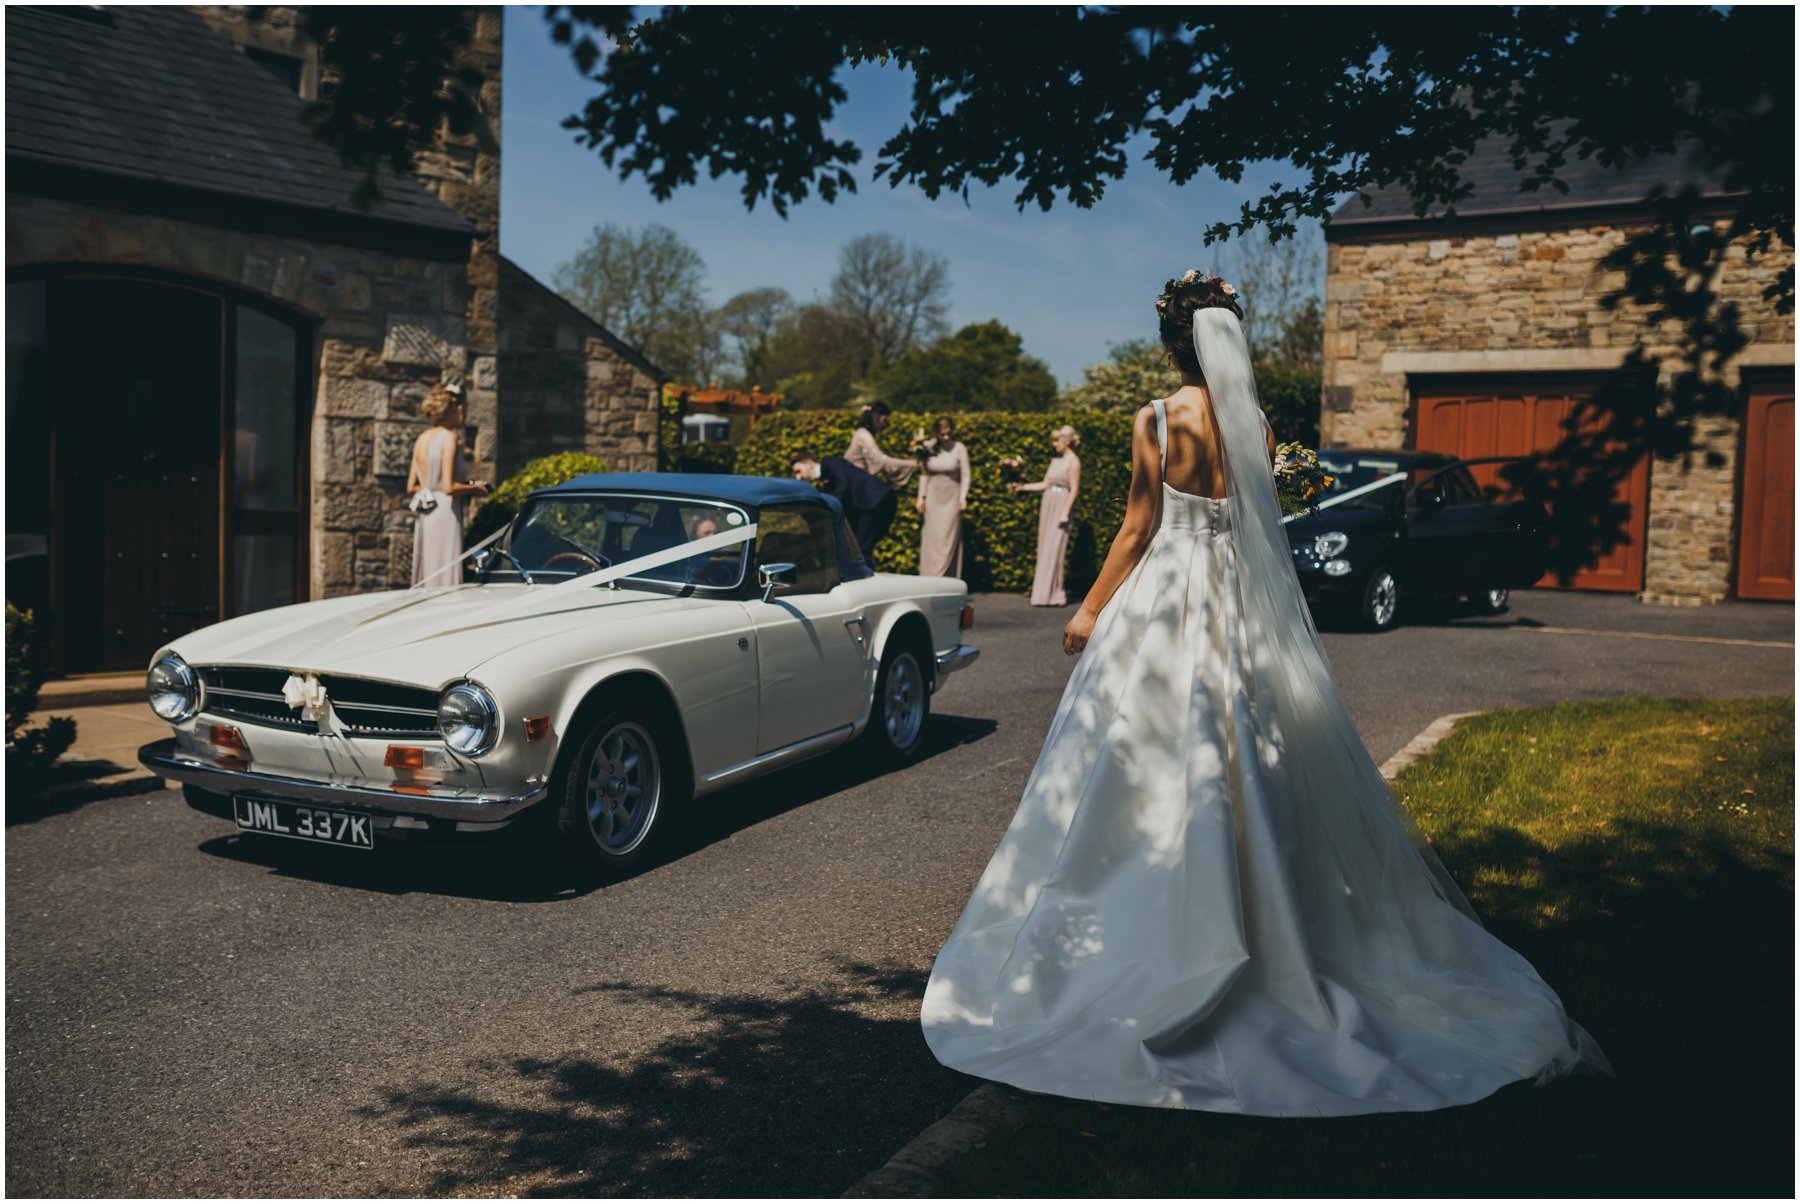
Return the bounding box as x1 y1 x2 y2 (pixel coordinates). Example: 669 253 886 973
1469 586 1510 615
1360 565 1401 632
555 697 688 881
865 639 931 763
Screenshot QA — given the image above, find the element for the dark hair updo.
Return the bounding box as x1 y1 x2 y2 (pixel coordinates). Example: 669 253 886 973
1157 275 1244 375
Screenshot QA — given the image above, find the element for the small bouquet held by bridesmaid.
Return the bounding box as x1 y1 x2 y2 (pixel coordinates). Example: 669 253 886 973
997 456 1026 485
907 426 935 461
1273 442 1336 517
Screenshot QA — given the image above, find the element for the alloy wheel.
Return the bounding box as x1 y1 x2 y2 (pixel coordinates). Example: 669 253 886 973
883 652 925 751
583 721 661 856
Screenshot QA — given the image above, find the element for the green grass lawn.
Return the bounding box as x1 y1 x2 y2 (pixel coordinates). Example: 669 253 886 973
937 696 1795 1198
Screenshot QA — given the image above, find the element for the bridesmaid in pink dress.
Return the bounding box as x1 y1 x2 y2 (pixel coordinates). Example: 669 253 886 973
915 416 971 577
1012 425 1081 605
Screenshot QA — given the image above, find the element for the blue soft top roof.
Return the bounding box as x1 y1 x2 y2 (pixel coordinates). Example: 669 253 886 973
527 471 872 581
534 472 826 509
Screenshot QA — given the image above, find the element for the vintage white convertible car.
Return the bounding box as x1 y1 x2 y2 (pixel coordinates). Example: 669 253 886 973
139 473 978 877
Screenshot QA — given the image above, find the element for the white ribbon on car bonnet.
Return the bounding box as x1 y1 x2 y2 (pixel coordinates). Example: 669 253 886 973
445 521 762 628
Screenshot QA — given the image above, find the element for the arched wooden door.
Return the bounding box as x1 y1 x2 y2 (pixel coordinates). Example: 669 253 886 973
1737 377 1795 601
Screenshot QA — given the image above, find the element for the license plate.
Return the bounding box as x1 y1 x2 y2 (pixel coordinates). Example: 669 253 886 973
232 796 373 850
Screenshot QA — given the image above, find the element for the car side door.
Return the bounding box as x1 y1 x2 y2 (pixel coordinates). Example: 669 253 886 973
744 503 871 754
1401 462 1477 589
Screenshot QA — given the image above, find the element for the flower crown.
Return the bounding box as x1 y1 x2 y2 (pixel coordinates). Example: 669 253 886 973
1155 268 1236 316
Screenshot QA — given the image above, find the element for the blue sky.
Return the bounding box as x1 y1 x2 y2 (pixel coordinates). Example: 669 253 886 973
498 9 1324 387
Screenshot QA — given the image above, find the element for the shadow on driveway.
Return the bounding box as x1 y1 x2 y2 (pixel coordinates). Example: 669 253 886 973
358 958 967 1197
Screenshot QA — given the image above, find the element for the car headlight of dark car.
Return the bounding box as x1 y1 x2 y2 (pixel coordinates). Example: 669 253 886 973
147 654 201 722
438 682 499 757
1312 531 1350 559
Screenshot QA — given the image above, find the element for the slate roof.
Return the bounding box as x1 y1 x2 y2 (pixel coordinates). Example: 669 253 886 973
5 5 471 236
499 257 669 382
1331 128 1732 228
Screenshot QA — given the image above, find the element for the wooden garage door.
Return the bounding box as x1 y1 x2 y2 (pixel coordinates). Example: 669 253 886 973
1737 379 1795 601
1415 383 1650 592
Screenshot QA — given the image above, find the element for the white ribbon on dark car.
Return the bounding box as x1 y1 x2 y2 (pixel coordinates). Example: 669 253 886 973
1280 472 1408 525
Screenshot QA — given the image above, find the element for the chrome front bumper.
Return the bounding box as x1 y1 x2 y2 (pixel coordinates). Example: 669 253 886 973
139 738 548 824
933 644 979 690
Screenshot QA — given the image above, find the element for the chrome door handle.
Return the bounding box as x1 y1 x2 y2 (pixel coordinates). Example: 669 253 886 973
843 615 869 644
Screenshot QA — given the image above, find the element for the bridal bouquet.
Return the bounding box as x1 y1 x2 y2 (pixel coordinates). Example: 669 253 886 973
997 456 1026 485
1273 442 1335 517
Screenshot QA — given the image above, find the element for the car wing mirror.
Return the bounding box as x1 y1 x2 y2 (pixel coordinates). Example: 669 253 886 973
467 547 495 575
758 562 798 603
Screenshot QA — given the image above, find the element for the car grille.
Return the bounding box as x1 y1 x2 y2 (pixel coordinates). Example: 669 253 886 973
195 667 440 740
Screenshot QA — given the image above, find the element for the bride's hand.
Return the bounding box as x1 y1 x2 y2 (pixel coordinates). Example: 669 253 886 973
1062 609 1096 657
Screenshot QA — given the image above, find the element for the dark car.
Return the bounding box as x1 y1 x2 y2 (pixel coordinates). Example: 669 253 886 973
1284 450 1549 631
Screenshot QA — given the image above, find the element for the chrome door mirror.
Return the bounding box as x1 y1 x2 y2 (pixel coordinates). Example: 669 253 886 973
467 547 495 576
758 562 798 603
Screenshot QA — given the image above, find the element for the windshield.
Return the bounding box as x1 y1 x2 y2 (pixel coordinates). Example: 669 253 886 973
1314 454 1409 509
494 493 750 590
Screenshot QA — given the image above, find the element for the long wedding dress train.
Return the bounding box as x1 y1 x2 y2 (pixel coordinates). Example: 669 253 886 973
921 316 1609 1115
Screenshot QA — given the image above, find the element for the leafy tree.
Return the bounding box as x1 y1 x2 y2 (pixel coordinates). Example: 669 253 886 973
1223 234 1324 371
829 233 951 377
552 222 709 380
761 304 866 409
868 321 1057 412
713 286 795 388
1060 340 1178 414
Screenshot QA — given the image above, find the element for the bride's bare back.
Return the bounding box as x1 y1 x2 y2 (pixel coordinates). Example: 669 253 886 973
1155 385 1231 500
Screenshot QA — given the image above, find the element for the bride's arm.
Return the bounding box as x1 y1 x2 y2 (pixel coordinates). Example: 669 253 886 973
1062 408 1160 656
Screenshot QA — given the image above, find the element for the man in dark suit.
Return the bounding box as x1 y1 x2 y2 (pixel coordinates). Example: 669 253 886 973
791 448 897 561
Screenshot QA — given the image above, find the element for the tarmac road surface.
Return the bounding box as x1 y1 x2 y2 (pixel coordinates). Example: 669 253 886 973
6 589 1790 1196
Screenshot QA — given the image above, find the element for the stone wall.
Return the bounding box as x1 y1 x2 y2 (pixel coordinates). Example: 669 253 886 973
1323 218 1795 602
496 258 663 478
6 193 480 597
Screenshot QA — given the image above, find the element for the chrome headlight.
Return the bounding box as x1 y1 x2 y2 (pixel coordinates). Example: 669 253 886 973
438 682 499 757
146 655 200 722
1312 531 1350 559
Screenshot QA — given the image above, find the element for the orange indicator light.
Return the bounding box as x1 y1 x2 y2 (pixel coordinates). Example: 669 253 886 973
384 745 427 769
208 724 249 751
961 604 975 630
523 715 551 742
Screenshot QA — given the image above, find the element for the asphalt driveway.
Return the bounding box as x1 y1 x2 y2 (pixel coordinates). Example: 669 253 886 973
6 590 1791 1197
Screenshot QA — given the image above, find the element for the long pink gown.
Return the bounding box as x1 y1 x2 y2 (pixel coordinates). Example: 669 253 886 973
917 442 970 577
1029 454 1077 606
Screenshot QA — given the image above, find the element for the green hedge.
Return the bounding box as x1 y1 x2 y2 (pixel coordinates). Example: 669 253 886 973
466 451 610 548
735 412 1136 593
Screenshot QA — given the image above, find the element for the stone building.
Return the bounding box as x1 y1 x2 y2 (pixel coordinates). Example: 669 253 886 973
5 6 664 675
1323 144 1794 604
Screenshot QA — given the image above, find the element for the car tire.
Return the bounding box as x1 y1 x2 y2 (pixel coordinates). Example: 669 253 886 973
1360 565 1402 632
1469 586 1510 615
554 694 689 882
865 637 932 764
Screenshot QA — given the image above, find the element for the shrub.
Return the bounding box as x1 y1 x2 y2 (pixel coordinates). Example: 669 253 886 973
466 451 610 547
668 440 738 474
6 602 75 777
736 411 1135 593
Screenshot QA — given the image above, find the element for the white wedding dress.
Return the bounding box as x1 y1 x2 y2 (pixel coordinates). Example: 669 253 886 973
921 309 1610 1116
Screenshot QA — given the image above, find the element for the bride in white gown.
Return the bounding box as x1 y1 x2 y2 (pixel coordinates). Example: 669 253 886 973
921 273 1611 1116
